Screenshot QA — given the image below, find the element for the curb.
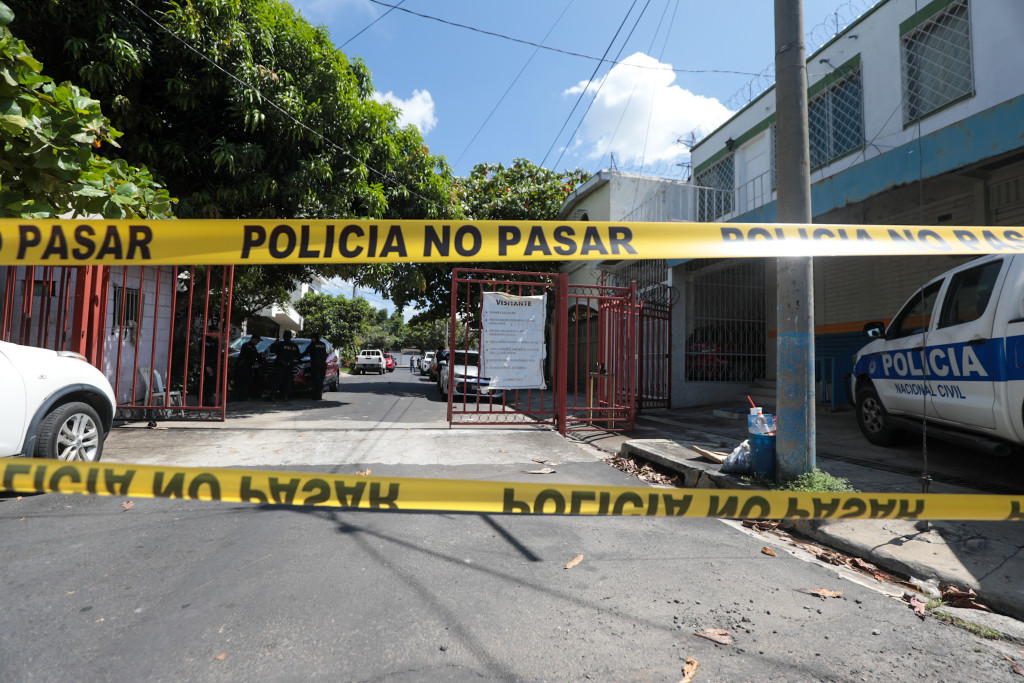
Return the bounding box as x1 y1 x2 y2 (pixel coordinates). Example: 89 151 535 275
617 438 1024 630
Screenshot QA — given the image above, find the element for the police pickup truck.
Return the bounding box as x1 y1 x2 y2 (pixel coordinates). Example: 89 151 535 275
850 254 1024 455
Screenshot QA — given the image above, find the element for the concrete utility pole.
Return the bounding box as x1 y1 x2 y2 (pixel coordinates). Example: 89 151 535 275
774 0 815 479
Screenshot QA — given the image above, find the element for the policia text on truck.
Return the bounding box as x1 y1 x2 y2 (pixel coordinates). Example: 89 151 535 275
850 254 1024 455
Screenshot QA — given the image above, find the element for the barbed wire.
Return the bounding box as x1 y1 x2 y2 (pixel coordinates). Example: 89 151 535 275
723 0 879 112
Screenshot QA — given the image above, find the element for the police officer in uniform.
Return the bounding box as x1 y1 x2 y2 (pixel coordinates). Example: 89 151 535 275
268 330 301 401
304 332 329 400
234 333 262 400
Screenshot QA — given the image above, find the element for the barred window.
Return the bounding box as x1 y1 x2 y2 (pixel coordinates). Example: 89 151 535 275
901 0 973 124
809 68 863 169
112 285 142 327
695 155 734 221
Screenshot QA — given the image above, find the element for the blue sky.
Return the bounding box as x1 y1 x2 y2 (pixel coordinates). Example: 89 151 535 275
289 0 874 179
289 0 875 318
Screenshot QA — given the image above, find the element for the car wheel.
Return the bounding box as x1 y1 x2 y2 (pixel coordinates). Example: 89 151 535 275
328 377 338 392
856 383 904 446
35 401 105 461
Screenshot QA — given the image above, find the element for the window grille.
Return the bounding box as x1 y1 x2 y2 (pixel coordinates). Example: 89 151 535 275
601 260 676 306
901 0 973 124
685 259 766 383
112 285 142 327
695 155 734 221
809 68 863 169
24 280 56 297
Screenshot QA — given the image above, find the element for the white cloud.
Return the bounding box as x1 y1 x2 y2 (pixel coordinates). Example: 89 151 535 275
372 89 438 135
563 52 733 167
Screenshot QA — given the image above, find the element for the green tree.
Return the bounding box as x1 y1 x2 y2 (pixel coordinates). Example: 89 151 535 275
9 0 460 314
0 3 173 218
293 291 373 361
353 158 591 320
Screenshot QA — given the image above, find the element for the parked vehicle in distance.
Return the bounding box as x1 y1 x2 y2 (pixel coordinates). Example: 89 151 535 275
437 349 502 400
849 254 1024 455
354 349 386 375
228 335 340 394
0 340 117 461
684 323 765 382
419 351 436 377
383 353 396 372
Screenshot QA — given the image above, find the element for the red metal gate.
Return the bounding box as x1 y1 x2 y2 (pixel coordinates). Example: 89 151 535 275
1 264 233 422
447 268 636 434
563 283 636 431
638 300 671 410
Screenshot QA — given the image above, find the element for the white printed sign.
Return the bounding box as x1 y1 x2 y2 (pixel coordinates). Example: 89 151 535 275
481 291 547 390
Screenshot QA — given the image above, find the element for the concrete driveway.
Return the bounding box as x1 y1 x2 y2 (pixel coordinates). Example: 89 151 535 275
103 371 601 471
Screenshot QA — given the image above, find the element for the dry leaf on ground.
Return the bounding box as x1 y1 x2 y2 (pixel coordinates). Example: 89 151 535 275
121 500 134 511
564 554 583 569
531 457 546 463
761 547 777 557
694 628 733 645
906 594 927 619
355 469 372 476
796 588 844 599
940 583 992 612
215 653 226 661
679 657 699 683
525 467 556 474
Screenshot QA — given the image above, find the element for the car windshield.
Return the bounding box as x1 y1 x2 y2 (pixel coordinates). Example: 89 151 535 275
449 351 479 367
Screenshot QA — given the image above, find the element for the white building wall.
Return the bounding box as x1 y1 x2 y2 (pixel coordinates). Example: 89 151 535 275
692 0 1024 188
103 266 175 404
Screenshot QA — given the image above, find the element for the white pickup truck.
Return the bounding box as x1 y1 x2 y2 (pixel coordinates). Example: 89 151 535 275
353 349 385 375
850 254 1024 455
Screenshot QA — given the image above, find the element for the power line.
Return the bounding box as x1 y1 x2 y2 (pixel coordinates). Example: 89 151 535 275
454 0 576 168
550 0 654 170
122 0 443 214
340 0 408 48
540 1 640 168
367 0 761 78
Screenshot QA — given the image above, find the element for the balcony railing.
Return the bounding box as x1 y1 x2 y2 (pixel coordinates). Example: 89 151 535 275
621 172 775 224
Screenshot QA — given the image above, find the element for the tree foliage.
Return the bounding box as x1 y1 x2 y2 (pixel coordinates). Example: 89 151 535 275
293 291 373 361
8 0 460 316
0 3 173 218
351 158 591 321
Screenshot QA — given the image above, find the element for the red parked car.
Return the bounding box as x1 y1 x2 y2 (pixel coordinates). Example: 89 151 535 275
383 353 396 373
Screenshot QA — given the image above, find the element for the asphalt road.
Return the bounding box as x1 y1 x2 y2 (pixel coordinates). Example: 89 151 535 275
3 371 1023 681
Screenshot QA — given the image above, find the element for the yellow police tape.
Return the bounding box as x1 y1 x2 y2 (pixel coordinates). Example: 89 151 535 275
3 219 1024 265
3 459 1022 521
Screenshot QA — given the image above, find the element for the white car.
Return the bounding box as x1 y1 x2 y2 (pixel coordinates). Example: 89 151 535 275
419 351 436 376
438 350 502 400
0 341 117 461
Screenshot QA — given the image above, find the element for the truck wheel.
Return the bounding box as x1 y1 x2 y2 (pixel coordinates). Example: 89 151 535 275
856 383 904 446
35 401 105 461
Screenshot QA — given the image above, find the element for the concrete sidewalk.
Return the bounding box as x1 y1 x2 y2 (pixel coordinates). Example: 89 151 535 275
574 403 1024 629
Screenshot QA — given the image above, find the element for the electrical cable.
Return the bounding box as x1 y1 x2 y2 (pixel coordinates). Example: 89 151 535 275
340 0 408 48
600 0 674 174
367 0 760 78
550 0 654 171
539 0 639 169
453 0 575 169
